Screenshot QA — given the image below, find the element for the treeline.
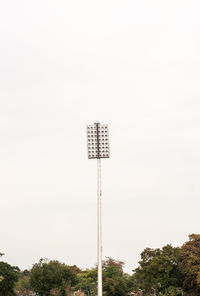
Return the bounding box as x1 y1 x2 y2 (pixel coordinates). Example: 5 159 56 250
1 234 200 296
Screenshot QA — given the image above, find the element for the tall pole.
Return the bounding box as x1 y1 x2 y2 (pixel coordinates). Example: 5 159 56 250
97 158 102 296
86 122 110 296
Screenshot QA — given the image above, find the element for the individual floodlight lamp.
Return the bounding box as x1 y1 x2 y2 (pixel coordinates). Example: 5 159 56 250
86 122 110 296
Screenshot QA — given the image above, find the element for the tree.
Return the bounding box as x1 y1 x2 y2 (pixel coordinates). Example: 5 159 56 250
159 286 183 296
133 245 183 296
75 257 130 296
180 234 200 296
30 259 78 296
125 273 138 295
0 254 4 283
14 270 33 296
75 268 97 296
0 254 19 296
102 257 124 271
102 257 129 296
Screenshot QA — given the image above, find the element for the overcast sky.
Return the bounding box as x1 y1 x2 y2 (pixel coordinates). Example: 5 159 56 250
0 0 200 273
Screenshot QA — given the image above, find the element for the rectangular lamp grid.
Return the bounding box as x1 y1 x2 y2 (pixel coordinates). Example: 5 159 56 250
87 123 110 159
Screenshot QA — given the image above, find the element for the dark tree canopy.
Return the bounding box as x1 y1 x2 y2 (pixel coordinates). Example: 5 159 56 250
102 257 129 296
0 260 19 296
180 234 200 296
30 259 78 296
133 245 183 296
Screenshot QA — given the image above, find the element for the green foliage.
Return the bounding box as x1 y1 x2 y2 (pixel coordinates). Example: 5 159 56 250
0 260 19 296
14 270 33 296
30 259 78 296
160 286 183 296
103 272 128 296
102 257 129 296
75 257 131 296
133 245 183 295
125 273 137 294
180 234 200 296
102 257 124 271
75 268 97 296
2 233 200 296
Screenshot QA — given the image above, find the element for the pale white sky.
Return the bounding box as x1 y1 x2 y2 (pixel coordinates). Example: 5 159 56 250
0 0 200 273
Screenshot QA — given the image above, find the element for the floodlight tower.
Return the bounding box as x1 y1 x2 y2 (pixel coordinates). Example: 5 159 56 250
86 122 110 296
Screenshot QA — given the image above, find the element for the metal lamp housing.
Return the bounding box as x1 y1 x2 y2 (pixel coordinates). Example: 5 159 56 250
87 123 110 159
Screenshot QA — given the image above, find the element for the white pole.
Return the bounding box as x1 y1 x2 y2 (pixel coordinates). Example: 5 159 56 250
97 158 102 296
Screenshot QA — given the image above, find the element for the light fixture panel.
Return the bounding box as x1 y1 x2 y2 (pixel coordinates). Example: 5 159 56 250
87 123 110 159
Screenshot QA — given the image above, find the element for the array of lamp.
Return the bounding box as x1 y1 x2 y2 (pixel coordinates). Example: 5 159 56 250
87 123 110 159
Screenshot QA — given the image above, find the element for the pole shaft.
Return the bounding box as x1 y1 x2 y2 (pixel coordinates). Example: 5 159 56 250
97 158 102 296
